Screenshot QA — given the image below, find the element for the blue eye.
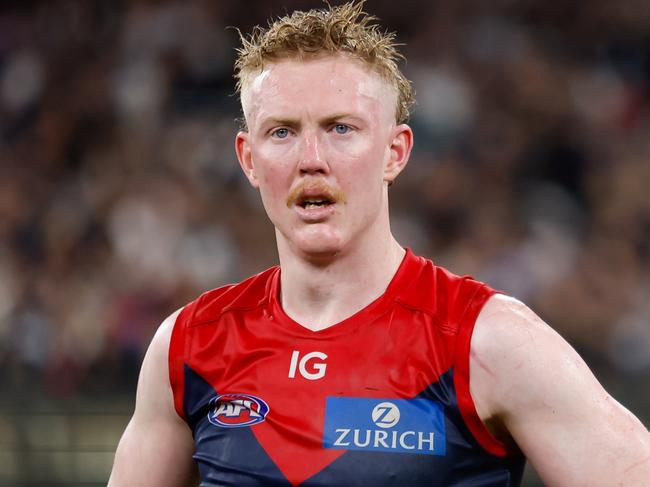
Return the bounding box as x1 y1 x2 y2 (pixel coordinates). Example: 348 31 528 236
273 128 290 139
334 124 350 134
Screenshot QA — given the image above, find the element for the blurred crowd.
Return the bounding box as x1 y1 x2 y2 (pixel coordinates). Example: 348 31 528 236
0 0 649 408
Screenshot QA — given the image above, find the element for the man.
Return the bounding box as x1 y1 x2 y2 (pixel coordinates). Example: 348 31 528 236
108 2 650 486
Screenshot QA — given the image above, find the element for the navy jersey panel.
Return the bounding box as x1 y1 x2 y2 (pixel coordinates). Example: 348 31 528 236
169 249 525 486
183 365 290 486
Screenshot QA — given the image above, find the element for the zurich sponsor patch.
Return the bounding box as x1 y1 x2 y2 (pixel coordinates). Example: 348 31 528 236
207 393 270 428
323 397 446 456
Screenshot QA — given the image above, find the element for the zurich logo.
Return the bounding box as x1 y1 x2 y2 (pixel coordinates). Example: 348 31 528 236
323 397 447 456
207 393 270 428
371 402 400 428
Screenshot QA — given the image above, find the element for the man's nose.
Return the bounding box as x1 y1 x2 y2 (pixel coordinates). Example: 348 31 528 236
297 131 329 175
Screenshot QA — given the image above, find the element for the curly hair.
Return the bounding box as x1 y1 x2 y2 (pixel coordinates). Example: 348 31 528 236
234 1 414 124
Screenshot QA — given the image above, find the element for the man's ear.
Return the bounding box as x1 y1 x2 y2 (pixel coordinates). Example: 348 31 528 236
384 124 413 184
235 131 259 188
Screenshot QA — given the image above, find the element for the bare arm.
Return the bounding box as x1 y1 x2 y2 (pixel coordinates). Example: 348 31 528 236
471 294 650 486
108 309 198 487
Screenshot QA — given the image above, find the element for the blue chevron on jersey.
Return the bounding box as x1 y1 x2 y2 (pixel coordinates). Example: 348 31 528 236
170 249 526 486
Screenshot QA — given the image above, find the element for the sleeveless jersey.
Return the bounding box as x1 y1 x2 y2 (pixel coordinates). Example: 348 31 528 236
169 249 525 486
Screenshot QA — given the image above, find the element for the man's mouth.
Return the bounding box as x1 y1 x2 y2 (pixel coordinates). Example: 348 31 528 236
298 197 334 209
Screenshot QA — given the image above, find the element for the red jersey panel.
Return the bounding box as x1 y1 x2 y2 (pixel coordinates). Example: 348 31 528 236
169 249 525 486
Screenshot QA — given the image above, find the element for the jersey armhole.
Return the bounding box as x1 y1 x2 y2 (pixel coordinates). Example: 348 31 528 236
453 287 516 457
168 304 193 421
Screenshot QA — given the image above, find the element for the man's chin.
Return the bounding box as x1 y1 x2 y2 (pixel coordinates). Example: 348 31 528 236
276 225 349 262
292 236 345 263
298 243 341 260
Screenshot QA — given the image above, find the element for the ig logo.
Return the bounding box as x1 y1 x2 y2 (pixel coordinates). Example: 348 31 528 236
372 402 401 428
288 350 328 380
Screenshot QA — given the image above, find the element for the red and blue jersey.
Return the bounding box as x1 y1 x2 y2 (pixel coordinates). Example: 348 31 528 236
169 249 525 486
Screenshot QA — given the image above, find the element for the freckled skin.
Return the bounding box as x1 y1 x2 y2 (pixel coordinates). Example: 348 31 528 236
470 294 650 486
236 56 401 260
108 52 650 487
234 55 415 335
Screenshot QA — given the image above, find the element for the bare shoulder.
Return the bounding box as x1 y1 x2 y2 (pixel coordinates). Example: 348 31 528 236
471 294 616 418
472 293 552 358
470 294 650 486
138 308 182 404
108 309 198 487
153 309 180 353
470 294 575 397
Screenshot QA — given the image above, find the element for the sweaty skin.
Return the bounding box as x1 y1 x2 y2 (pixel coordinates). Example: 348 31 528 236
471 294 650 486
108 53 650 487
108 310 198 486
236 55 412 330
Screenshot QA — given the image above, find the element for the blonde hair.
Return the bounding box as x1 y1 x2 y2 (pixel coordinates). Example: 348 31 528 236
234 1 414 124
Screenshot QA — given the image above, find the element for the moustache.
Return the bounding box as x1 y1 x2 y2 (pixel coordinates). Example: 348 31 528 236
285 179 346 208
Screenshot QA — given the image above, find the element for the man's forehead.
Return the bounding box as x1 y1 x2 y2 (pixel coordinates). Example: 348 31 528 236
240 55 397 126
245 54 374 83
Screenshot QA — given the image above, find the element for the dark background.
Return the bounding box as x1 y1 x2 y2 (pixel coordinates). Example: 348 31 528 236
1 1 649 485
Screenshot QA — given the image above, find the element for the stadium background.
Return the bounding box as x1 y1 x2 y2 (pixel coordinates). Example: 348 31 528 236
1 1 649 485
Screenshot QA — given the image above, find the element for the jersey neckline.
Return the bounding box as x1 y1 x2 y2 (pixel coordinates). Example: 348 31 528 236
266 248 420 339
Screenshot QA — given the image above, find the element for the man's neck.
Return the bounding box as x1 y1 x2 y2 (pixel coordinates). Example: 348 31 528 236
277 235 406 332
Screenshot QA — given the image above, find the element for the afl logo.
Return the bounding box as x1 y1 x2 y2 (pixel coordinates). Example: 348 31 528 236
207 393 270 428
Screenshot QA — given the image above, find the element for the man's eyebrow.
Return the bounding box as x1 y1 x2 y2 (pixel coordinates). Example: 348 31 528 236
320 113 364 124
258 113 364 129
320 112 364 125
259 117 300 128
